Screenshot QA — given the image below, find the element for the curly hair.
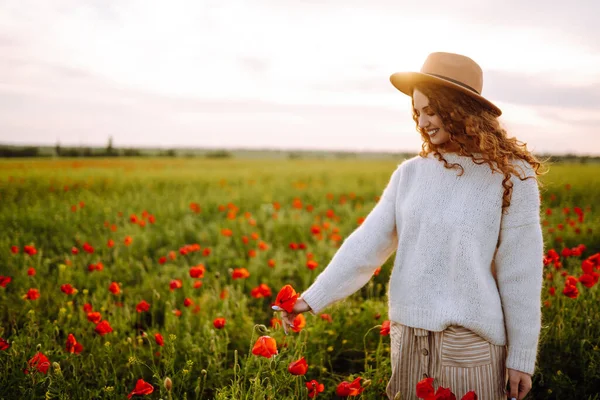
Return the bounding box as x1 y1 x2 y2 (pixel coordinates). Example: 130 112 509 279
411 81 551 215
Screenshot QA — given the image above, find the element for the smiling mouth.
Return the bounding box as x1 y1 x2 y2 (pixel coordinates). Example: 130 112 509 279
426 128 440 137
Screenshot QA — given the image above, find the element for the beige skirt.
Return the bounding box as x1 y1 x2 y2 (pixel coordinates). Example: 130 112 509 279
386 322 508 400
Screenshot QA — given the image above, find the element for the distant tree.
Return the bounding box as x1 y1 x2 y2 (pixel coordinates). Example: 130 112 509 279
55 141 62 157
106 136 115 156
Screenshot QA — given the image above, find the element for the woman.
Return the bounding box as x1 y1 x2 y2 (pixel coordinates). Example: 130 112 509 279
277 52 546 400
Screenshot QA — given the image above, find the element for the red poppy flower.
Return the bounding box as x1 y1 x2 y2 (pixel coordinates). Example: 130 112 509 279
10 245 19 254
288 357 308 375
127 378 154 399
380 320 391 336
291 314 306 333
27 268 36 276
60 283 77 295
306 260 319 270
306 379 325 398
82 242 94 254
336 377 364 396
95 320 113 335
136 300 150 313
232 268 250 280
563 284 579 299
434 386 456 400
272 285 299 313
193 280 203 289
24 245 37 256
189 264 205 278
320 314 333 323
158 256 167 264
109 282 121 295
268 259 276 268
213 317 226 329
154 332 164 346
24 352 50 374
124 236 133 246
65 333 83 354
71 247 79 255
0 337 10 351
251 336 278 358
416 377 435 399
87 311 101 323
25 288 40 300
250 283 272 298
169 279 183 291
461 391 478 400
107 239 115 248
183 298 193 307
0 275 11 288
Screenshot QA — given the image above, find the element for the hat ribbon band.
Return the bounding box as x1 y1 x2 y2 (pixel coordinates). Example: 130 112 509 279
427 73 480 94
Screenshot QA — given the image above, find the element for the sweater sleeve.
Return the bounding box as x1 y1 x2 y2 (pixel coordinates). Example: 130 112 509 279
494 163 544 375
300 165 401 315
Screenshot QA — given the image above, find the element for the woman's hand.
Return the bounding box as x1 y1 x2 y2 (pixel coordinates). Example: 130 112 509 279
507 368 532 399
278 297 312 335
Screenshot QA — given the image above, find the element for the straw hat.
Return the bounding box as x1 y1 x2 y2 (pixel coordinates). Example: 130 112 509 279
390 52 502 116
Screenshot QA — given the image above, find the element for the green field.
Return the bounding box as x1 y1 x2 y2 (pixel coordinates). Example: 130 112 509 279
0 157 599 399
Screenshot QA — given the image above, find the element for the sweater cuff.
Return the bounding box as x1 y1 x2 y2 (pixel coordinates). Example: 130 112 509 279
300 288 329 315
506 346 538 375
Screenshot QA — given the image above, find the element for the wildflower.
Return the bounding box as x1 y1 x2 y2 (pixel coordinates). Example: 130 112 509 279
380 320 391 336
127 379 154 399
24 352 50 374
270 318 282 328
95 320 113 335
169 279 183 291
190 264 205 278
24 245 37 256
82 242 94 254
10 245 19 254
109 282 121 295
416 377 435 398
251 336 278 358
232 268 250 280
250 283 272 298
71 247 79 255
87 311 101 323
0 337 10 351
136 300 150 313
268 259 276 268
60 283 77 295
306 260 319 270
306 379 325 398
563 284 579 299
272 285 299 313
27 268 36 276
154 333 164 346
107 239 115 248
288 357 308 375
291 314 306 333
25 288 40 300
320 314 333 323
336 377 365 396
221 228 233 237
183 298 193 307
193 280 203 289
124 236 133 246
0 276 11 288
65 333 83 354
213 317 226 329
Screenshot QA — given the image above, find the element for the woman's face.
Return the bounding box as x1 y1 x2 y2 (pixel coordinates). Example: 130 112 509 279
412 88 451 146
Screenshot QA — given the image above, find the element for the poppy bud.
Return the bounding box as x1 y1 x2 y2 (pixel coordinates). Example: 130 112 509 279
52 362 61 373
255 324 269 335
36 344 41 351
164 377 172 391
201 369 207 375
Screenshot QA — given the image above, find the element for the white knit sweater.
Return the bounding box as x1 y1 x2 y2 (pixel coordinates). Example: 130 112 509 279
300 152 544 376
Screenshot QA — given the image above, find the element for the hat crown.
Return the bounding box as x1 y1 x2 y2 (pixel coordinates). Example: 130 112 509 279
420 52 483 95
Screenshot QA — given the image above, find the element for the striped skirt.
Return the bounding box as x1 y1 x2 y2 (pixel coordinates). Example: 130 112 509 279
386 322 508 400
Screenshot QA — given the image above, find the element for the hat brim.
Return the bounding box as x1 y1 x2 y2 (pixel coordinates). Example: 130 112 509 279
390 71 502 117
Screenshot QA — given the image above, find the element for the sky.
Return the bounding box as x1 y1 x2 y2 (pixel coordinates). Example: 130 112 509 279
1 0 599 154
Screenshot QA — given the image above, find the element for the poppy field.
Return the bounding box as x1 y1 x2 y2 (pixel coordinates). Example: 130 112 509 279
1 157 599 399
